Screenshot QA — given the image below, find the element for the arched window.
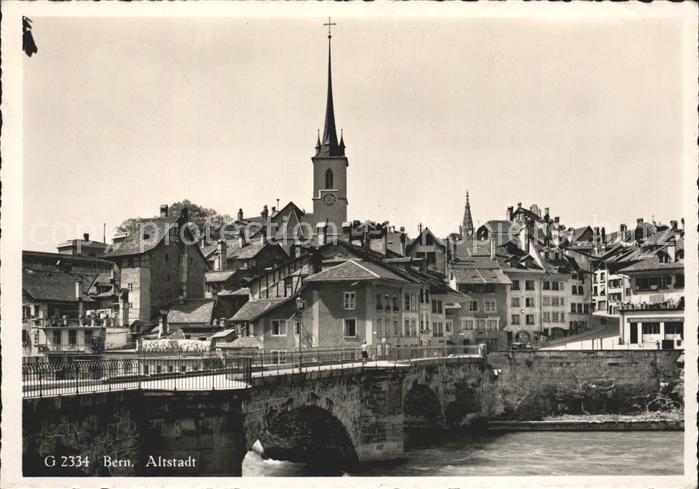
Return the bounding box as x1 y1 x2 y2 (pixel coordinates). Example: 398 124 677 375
325 169 334 189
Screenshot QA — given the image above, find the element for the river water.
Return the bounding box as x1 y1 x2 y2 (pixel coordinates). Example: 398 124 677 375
242 431 684 477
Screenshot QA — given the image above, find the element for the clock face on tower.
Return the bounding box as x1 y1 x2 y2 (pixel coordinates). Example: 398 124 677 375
322 193 336 207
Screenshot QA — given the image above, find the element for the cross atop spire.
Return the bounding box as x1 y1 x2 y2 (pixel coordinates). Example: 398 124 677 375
324 16 336 39
316 17 344 157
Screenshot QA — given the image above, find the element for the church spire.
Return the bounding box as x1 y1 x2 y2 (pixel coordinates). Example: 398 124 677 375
317 17 344 157
462 191 474 238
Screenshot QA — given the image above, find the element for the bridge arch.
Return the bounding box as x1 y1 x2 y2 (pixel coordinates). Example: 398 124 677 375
253 404 358 467
403 381 443 429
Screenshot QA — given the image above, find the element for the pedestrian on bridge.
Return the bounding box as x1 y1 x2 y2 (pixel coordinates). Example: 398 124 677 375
361 341 368 366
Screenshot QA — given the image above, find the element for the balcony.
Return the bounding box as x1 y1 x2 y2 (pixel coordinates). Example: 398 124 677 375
26 317 112 329
619 297 684 312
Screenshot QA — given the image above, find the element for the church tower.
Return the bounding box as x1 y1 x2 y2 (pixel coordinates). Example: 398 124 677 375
312 20 348 237
462 191 474 238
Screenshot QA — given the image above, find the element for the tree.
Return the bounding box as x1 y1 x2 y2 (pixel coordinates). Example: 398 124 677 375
116 200 234 242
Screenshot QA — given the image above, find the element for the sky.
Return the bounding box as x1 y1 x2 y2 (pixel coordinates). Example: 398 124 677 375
23 15 687 251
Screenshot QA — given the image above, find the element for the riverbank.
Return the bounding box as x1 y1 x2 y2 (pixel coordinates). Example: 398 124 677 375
488 412 684 431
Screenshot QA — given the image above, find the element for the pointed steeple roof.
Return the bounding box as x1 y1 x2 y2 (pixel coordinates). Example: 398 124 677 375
316 32 344 157
462 191 474 237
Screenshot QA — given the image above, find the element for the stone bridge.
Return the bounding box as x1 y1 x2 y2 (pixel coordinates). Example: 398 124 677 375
22 350 683 476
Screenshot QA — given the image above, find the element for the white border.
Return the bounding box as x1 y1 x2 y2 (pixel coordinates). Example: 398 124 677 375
2 2 697 489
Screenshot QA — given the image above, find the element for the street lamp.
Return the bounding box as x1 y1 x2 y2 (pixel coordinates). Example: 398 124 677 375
295 296 305 374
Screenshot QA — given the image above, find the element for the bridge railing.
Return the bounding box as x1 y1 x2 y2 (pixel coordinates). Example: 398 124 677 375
22 355 253 398
23 344 485 397
219 344 485 378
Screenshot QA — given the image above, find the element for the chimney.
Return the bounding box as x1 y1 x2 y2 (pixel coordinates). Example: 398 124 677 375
636 217 644 226
160 204 169 218
619 223 627 236
418 222 423 235
519 226 529 253
670 220 678 230
217 240 228 272
119 289 129 327
517 202 522 209
75 278 84 317
601 227 606 244
237 208 244 221
506 206 514 221
238 232 246 249
490 238 496 260
261 205 269 221
158 316 167 338
83 233 90 242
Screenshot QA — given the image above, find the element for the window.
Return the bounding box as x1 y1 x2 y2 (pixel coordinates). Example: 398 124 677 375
466 301 478 312
571 304 576 313
68 331 77 346
376 294 382 311
410 318 417 335
410 294 417 311
294 321 300 335
511 297 520 308
665 322 683 337
461 319 474 331
525 297 535 308
560 297 564 306
404 318 411 336
487 319 499 330
344 291 356 310
484 299 497 312
476 319 486 330
525 280 535 291
84 330 93 346
325 169 333 189
446 321 453 334
404 294 411 310
433 322 444 336
552 281 560 291
431 300 443 314
393 296 399 312
543 281 551 290
511 280 520 291
393 320 400 336
143 365 149 375
271 350 288 364
168 365 174 373
543 312 550 322
511 315 520 325
551 297 559 307
53 331 62 345
384 294 390 311
377 319 383 337
583 304 590 314
344 318 357 337
271 319 287 336
642 323 660 335
552 312 559 322
577 304 583 313
526 314 535 325
128 283 134 292
675 274 684 288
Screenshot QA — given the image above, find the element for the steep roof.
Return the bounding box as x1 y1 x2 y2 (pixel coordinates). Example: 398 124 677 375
617 256 684 273
205 270 237 283
167 298 216 325
230 297 292 322
305 259 408 284
106 217 177 257
450 256 512 285
23 269 95 302
407 226 446 250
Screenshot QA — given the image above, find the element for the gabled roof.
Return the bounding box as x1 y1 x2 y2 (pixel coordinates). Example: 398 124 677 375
230 241 270 260
407 227 446 250
305 259 408 284
23 269 95 302
105 217 177 257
